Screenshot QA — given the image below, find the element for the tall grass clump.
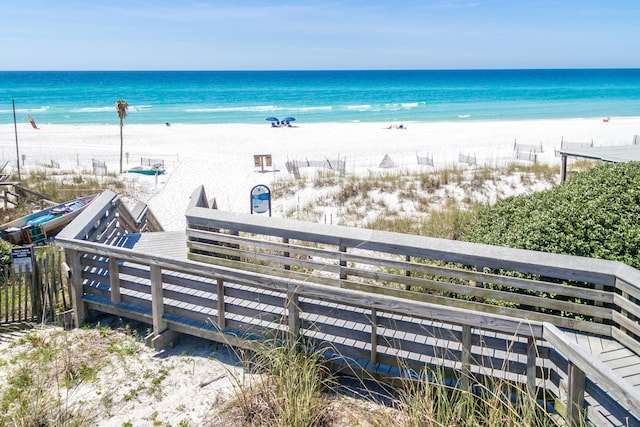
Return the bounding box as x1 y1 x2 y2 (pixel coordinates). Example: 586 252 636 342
388 364 563 427
419 199 482 240
20 170 125 202
226 340 335 426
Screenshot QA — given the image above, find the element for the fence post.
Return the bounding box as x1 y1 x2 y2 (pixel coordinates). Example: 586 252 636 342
339 246 347 280
566 361 586 427
150 265 167 334
3 265 9 323
67 249 87 327
109 257 121 304
527 336 537 398
287 289 300 346
217 278 225 330
461 324 472 390
370 308 378 365
283 237 290 271
405 255 411 291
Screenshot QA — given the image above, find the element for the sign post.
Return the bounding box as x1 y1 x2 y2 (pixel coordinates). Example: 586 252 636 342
253 154 272 173
250 184 271 216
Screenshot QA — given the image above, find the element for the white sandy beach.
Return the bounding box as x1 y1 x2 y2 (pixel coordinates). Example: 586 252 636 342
2 117 639 230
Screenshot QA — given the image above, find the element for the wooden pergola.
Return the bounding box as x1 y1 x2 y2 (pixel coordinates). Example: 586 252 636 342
559 144 640 182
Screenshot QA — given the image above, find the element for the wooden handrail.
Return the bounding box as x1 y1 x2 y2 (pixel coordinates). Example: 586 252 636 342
543 322 640 422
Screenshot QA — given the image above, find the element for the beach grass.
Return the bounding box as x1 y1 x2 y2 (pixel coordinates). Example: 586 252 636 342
216 333 566 427
0 169 130 224
272 161 561 238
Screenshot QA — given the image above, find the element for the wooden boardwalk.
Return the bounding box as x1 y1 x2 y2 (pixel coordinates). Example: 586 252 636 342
54 189 640 427
125 230 640 427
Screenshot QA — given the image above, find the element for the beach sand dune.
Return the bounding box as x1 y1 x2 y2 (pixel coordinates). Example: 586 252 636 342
2 117 638 230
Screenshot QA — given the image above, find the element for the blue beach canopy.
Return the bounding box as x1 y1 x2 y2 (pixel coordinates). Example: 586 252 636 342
283 116 296 122
265 116 279 122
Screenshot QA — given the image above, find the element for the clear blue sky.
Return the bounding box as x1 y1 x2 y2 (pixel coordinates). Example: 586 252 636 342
2 0 639 70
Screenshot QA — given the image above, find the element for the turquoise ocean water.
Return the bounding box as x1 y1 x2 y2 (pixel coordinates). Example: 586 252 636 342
1 69 639 125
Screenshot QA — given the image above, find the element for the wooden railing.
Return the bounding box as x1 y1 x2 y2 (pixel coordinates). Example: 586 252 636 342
54 187 640 427
186 187 632 341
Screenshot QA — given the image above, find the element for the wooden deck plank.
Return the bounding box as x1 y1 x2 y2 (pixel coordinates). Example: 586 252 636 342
607 355 640 370
598 347 634 363
130 231 188 260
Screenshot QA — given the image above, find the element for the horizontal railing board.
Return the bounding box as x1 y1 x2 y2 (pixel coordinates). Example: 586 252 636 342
190 239 613 331
189 240 343 275
164 283 214 301
344 254 613 302
57 190 119 240
611 311 640 344
347 265 610 319
613 294 640 320
186 220 617 336
190 227 614 304
187 234 338 266
186 206 618 286
342 280 610 336
187 228 343 261
187 251 342 288
223 317 287 339
616 277 640 303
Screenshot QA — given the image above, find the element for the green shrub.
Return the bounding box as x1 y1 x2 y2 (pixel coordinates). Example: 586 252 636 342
0 239 12 268
466 162 640 268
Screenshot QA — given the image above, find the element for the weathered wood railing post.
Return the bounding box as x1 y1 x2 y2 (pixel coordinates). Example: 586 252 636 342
67 249 87 327
283 237 290 271
339 246 347 281
405 255 411 291
593 283 604 324
287 289 300 347
619 280 630 336
473 265 485 303
150 265 166 334
109 257 121 304
461 324 472 390
147 264 179 350
370 308 378 365
217 278 225 330
527 337 537 398
566 361 586 427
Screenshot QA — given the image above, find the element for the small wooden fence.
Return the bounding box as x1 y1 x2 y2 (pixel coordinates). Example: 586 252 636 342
0 247 70 325
55 189 640 427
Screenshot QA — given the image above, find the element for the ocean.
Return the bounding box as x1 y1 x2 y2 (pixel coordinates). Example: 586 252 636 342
1 69 639 125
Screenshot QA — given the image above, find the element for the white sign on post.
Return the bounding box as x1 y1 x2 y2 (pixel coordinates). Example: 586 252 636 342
12 245 34 274
250 184 271 215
